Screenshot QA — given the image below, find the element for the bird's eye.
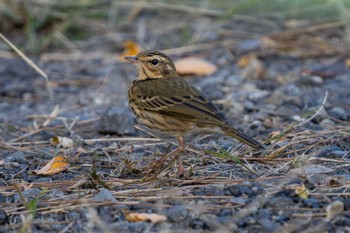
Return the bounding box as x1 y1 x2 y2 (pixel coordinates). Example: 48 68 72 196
151 59 159 65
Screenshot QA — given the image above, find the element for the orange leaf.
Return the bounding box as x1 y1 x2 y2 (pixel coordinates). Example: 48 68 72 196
125 213 167 223
174 57 217 76
33 155 69 176
119 40 142 62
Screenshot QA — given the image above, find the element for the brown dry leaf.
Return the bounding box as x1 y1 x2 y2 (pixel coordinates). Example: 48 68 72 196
119 40 142 62
125 213 167 223
33 155 69 176
174 57 217 76
345 58 350 68
238 54 265 79
50 136 74 149
238 54 254 68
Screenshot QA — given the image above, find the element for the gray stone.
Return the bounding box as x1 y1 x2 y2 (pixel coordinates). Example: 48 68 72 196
0 210 8 225
92 188 117 202
167 205 188 222
14 188 41 203
5 151 27 164
265 196 295 208
98 106 136 135
329 106 348 120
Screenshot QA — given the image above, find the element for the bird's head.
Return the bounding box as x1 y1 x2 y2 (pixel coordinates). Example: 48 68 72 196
125 50 177 80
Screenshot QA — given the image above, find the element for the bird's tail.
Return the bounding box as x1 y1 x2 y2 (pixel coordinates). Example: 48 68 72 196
222 125 265 150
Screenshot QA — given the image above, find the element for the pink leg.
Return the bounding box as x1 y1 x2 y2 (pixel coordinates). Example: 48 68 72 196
144 136 186 174
175 137 186 173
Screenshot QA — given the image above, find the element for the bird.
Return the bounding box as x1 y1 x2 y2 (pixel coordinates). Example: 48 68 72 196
125 50 264 174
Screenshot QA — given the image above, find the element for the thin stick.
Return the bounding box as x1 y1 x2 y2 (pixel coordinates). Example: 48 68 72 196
296 91 328 127
0 33 53 100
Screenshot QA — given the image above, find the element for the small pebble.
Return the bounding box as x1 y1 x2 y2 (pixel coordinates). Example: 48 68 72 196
98 106 136 135
329 106 348 120
167 206 188 222
189 218 207 230
14 188 41 203
265 196 295 208
0 210 8 225
225 184 254 197
5 151 27 164
92 188 117 202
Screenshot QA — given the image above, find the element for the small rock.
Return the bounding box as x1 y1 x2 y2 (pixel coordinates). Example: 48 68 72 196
243 100 255 111
329 106 348 120
0 210 8 225
250 120 263 130
34 177 52 183
0 194 7 203
334 215 350 227
316 146 343 157
265 196 295 208
258 218 279 232
274 215 289 223
5 151 27 164
310 107 329 123
219 208 233 217
303 198 321 208
189 218 207 230
46 189 66 199
257 209 272 219
98 206 115 221
319 118 335 127
330 150 349 158
92 189 117 202
14 188 41 203
225 184 254 197
114 221 148 233
343 198 350 211
248 90 269 102
230 197 247 205
167 206 188 222
98 106 136 135
68 211 81 220
201 185 225 196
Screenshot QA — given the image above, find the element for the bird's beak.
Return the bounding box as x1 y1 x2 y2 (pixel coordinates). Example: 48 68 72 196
124 56 139 63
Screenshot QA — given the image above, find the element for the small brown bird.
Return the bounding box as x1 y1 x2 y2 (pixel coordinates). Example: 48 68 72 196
125 50 264 173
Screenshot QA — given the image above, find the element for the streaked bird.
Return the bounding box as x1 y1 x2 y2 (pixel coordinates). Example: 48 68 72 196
125 50 264 173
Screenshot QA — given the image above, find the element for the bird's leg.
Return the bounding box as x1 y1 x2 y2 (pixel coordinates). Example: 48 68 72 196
143 136 185 174
174 136 185 174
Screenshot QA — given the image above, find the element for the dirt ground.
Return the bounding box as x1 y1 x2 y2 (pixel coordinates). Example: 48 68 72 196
1 1 350 232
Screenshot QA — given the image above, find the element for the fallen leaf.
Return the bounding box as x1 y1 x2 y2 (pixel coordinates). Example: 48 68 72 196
345 58 350 68
238 54 265 79
33 155 69 176
50 136 74 149
294 184 309 199
174 57 217 76
119 40 142 62
125 213 167 223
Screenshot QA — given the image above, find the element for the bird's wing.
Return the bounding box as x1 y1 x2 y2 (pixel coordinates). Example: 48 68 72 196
134 77 228 125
